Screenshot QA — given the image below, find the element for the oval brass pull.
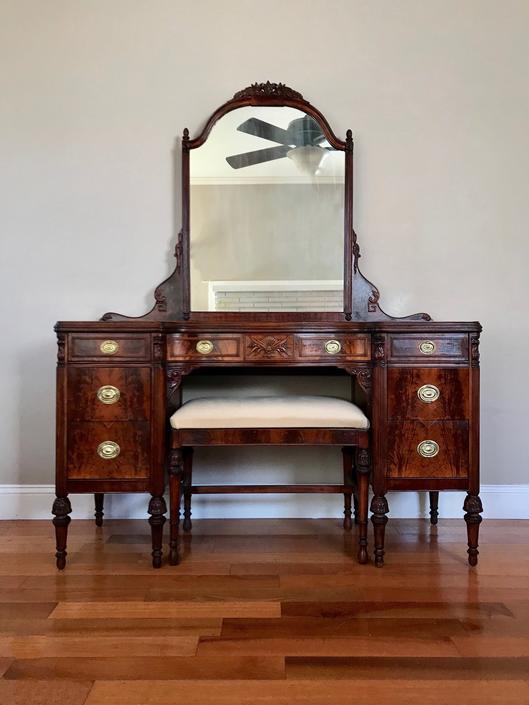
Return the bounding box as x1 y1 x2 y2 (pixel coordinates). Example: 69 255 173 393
419 340 436 355
417 440 439 458
417 384 440 403
100 340 119 355
196 339 214 355
97 385 120 405
97 441 120 459
324 339 342 355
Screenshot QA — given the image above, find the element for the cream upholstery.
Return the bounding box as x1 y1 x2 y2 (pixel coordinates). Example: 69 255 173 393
170 396 369 430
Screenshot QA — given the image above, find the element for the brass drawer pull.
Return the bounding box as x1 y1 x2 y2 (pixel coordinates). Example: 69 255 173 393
419 340 436 355
324 339 342 355
196 339 214 355
96 385 120 405
417 440 439 458
100 340 119 355
417 384 440 403
97 441 120 459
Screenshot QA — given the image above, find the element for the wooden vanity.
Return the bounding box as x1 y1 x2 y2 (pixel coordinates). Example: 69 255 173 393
54 82 482 569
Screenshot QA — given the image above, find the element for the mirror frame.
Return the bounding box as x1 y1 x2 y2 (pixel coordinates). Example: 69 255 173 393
182 82 354 320
101 83 431 323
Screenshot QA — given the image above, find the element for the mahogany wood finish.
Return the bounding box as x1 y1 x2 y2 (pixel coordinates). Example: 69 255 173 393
54 82 482 570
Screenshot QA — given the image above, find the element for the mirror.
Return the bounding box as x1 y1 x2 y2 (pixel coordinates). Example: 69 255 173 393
189 106 345 312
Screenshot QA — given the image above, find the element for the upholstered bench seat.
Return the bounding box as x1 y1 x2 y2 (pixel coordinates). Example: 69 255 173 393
170 395 369 430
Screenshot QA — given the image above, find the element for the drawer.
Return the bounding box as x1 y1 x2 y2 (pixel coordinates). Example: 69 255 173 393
295 334 370 361
386 420 469 480
69 334 150 361
67 367 151 421
245 334 294 360
387 368 469 420
67 421 150 480
167 334 243 361
388 334 468 364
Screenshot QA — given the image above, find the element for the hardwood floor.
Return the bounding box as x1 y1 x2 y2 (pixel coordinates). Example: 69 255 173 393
0 517 528 704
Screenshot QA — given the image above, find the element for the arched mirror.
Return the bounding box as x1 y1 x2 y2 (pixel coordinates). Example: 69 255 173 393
189 105 346 313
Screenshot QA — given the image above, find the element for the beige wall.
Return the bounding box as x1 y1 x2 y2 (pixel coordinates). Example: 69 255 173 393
190 184 344 309
1 0 528 491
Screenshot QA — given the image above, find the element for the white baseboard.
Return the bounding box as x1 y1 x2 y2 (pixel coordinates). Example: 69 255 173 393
0 484 528 520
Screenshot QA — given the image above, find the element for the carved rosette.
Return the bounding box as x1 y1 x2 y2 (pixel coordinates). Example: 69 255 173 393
373 335 386 367
246 335 292 359
57 333 66 364
233 82 303 101
471 336 480 368
356 448 370 470
152 333 164 362
168 448 184 478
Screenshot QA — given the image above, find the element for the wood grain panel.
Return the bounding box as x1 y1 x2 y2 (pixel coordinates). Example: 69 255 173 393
387 368 469 420
67 367 151 421
67 422 150 480
387 421 469 479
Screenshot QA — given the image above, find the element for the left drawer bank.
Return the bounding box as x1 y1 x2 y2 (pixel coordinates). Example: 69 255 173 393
54 324 167 568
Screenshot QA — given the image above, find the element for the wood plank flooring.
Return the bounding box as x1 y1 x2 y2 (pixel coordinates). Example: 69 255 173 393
0 517 528 704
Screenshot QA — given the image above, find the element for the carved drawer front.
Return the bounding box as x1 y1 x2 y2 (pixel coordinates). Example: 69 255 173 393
69 334 150 362
167 334 243 361
295 334 370 361
386 420 469 479
388 334 468 365
387 368 469 421
67 367 151 422
244 334 294 360
67 421 150 480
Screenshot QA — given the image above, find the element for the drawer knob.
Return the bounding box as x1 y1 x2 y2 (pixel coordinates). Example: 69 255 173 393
419 340 436 355
417 440 439 458
196 339 214 355
417 384 440 403
97 441 120 459
324 339 342 355
100 340 119 355
96 385 120 405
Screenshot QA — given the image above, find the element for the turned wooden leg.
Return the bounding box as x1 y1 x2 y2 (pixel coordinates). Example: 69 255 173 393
341 447 353 531
371 494 389 568
183 447 193 533
464 493 483 566
148 495 166 569
52 496 72 570
429 491 439 525
94 493 104 527
355 448 370 564
169 449 183 565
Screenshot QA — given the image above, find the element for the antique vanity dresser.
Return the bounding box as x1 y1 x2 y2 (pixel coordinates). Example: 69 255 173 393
54 83 482 569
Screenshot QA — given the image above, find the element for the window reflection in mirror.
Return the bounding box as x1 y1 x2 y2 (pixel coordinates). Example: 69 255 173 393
189 106 345 312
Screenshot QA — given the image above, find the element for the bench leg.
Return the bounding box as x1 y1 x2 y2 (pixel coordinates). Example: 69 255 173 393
355 448 370 564
169 449 183 565
183 448 193 533
341 447 354 531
